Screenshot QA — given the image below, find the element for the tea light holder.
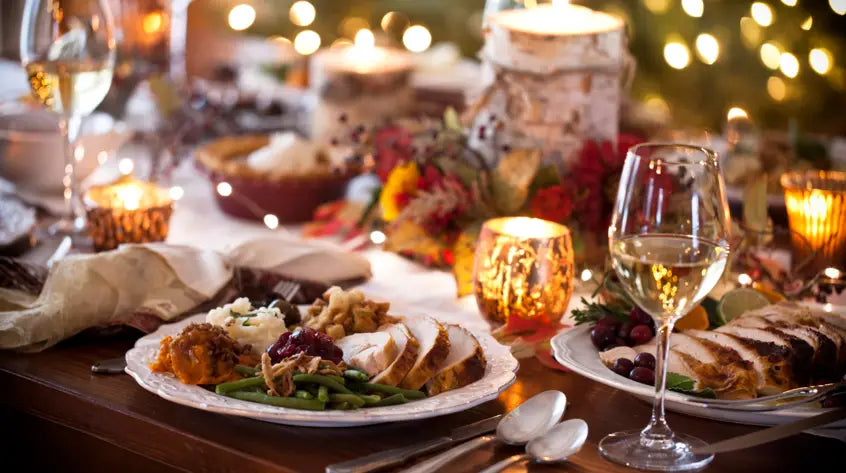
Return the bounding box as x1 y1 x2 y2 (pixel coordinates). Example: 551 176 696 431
84 175 174 251
781 170 846 266
473 217 575 325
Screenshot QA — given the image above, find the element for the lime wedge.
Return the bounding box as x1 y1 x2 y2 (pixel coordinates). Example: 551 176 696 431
717 288 770 324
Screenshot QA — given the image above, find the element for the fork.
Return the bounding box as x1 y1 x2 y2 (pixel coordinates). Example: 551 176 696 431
687 377 846 412
270 279 302 303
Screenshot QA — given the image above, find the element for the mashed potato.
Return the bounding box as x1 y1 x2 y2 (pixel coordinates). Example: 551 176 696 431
206 297 286 354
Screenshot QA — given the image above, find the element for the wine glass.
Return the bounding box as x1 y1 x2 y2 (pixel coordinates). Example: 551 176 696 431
600 143 731 471
20 0 116 235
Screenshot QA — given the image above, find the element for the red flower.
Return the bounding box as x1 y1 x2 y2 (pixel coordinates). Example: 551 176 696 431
373 127 414 182
530 186 574 223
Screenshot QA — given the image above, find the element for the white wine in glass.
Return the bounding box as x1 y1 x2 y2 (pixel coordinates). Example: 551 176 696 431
600 143 731 471
20 0 116 235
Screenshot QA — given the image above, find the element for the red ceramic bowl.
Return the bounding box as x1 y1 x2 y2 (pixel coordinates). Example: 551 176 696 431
195 135 356 223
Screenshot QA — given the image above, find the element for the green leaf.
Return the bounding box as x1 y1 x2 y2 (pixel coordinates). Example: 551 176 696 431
148 73 181 118
436 157 479 188
666 372 717 398
443 107 462 132
528 165 562 196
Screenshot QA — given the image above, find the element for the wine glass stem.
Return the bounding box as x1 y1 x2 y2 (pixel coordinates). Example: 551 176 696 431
641 319 676 449
59 114 83 223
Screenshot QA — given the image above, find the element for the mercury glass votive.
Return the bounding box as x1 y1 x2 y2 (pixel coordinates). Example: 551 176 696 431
84 175 174 251
473 217 575 326
782 170 846 266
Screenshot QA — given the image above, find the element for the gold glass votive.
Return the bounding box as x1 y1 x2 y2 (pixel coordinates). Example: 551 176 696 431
782 170 846 266
473 217 575 326
84 175 174 251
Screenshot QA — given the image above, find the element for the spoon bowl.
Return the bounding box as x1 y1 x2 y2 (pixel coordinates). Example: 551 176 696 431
527 418 589 463
496 390 568 445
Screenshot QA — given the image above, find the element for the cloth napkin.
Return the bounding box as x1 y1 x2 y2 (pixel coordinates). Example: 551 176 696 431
0 237 371 352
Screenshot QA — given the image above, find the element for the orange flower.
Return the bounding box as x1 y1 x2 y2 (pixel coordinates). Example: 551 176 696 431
380 161 420 221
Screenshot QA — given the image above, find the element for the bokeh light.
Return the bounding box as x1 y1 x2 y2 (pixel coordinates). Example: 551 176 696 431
695 34 719 65
739 17 762 48
767 76 787 101
759 42 781 69
216 182 232 197
643 0 670 14
169 186 184 201
289 1 316 27
727 107 749 121
809 48 833 75
354 28 375 48
142 11 164 34
831 0 846 15
118 158 134 175
801 16 813 30
780 52 799 78
751 2 773 27
264 214 279 229
781 0 797 5
228 4 256 31
381 11 409 33
403 25 432 53
681 0 704 18
663 41 690 70
294 29 321 55
370 230 386 244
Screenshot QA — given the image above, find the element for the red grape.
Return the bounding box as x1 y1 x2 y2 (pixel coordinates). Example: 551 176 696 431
617 322 634 342
629 367 655 385
590 325 617 350
634 352 656 370
629 307 652 325
611 358 634 377
597 316 621 331
630 325 653 345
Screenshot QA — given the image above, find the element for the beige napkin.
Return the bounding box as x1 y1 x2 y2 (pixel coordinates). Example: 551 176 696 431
0 237 371 352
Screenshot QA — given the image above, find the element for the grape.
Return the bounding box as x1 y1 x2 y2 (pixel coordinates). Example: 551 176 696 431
590 325 617 350
596 316 621 331
630 325 654 345
617 322 634 342
611 358 634 377
629 367 655 385
629 307 652 325
634 352 656 370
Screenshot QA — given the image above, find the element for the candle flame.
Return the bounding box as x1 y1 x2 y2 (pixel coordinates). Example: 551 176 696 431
552 0 570 6
116 184 144 211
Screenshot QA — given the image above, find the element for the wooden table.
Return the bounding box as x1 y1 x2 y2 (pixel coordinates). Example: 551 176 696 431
1 332 842 473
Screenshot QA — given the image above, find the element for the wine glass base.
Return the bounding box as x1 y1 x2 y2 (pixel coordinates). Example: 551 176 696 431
599 430 714 472
48 216 87 236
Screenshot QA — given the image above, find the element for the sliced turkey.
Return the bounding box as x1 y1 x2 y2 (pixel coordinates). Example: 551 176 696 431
335 331 399 377
371 323 419 387
397 316 451 390
425 325 487 395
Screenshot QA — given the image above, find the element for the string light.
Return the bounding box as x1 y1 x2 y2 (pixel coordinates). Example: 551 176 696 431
118 158 134 175
643 0 670 14
695 34 719 65
800 16 813 30
760 42 781 69
780 0 797 5
381 11 409 32
74 145 85 162
354 29 375 49
216 182 232 197
168 186 184 201
767 76 787 101
737 273 753 286
809 48 833 75
663 41 690 70
142 11 164 34
403 25 432 53
831 0 846 15
681 0 704 18
228 4 256 31
751 2 773 27
580 269 593 282
727 107 749 121
780 52 799 78
739 17 762 48
824 267 842 279
294 30 321 55
263 214 279 229
289 1 315 27
370 230 386 244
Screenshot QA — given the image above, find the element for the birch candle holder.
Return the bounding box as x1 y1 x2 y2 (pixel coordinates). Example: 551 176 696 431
474 3 628 170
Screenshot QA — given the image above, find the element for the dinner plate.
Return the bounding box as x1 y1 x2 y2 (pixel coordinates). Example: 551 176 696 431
551 324 846 428
125 312 519 427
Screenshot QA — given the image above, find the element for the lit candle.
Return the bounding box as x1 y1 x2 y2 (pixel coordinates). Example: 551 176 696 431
84 175 174 251
782 170 846 266
309 32 414 140
477 1 626 169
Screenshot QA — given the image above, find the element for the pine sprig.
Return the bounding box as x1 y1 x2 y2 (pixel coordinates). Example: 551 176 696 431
571 297 630 326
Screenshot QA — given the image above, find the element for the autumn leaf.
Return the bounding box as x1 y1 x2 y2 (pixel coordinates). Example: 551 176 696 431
452 224 482 296
490 149 542 214
443 107 462 132
384 220 447 258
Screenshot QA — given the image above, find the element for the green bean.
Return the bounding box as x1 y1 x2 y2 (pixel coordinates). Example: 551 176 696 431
329 394 365 408
226 391 326 411
331 401 352 410
343 369 370 382
358 394 382 405
294 390 314 400
215 376 266 394
293 374 355 395
235 365 259 377
353 383 426 399
326 375 346 385
317 385 329 402
369 394 408 406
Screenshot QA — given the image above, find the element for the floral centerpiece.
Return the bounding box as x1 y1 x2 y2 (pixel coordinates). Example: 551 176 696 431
306 109 644 296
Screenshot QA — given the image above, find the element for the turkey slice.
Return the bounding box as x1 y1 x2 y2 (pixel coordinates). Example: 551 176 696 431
425 325 487 395
335 331 399 377
371 323 419 387
397 316 450 390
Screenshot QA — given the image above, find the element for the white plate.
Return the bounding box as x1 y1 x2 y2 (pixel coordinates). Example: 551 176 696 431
125 313 519 427
551 324 846 428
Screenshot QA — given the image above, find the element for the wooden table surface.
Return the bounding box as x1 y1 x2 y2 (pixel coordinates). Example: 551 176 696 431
0 332 842 473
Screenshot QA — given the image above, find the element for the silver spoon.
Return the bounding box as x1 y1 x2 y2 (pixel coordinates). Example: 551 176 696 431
478 419 589 473
399 390 567 473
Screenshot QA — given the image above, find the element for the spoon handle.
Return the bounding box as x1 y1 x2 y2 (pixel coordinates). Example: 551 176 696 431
399 434 496 473
478 454 530 473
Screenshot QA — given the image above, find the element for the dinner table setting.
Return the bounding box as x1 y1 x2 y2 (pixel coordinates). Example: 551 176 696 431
2 0 846 472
